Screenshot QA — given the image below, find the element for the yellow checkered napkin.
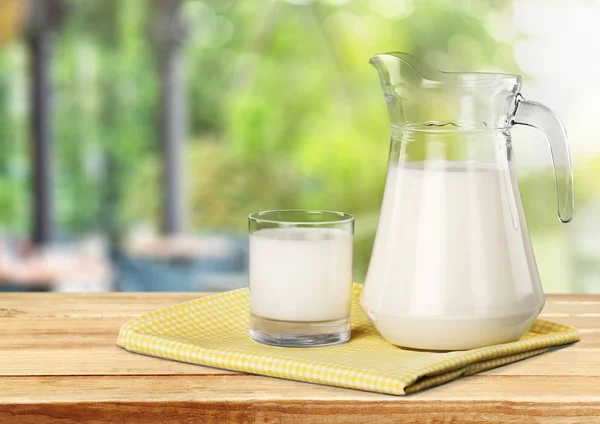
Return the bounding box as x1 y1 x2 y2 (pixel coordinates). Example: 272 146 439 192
117 285 580 395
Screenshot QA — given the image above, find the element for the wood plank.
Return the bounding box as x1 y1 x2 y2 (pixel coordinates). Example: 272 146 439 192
2 375 599 403
0 293 201 318
3 293 599 327
2 400 599 424
1 292 598 313
0 344 597 377
0 292 200 303
481 348 600 376
543 294 600 302
538 314 600 330
0 317 129 349
6 314 591 345
3 312 594 331
0 347 236 376
542 296 600 314
0 307 235 376
0 376 599 423
577 331 600 348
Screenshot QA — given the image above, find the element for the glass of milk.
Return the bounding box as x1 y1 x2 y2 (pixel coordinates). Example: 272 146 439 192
249 210 354 347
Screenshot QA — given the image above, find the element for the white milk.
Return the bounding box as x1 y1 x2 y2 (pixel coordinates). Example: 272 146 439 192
250 228 353 322
361 161 545 350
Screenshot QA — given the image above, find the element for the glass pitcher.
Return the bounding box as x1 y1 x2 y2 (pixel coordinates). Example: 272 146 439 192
361 53 573 351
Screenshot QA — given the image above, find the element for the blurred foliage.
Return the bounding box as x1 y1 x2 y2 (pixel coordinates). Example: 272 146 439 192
0 0 26 47
0 0 587 279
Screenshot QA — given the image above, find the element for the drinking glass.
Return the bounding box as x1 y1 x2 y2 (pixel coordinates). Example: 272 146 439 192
248 210 354 347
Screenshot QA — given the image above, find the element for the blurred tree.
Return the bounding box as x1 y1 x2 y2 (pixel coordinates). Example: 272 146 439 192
0 0 30 234
53 0 159 239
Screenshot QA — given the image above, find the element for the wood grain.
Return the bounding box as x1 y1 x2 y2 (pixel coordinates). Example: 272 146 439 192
1 376 600 423
1 292 599 423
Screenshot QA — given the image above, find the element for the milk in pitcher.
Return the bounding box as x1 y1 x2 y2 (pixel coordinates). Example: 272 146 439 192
361 161 545 350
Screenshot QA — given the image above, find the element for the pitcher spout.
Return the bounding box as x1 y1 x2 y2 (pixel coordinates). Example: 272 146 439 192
369 52 521 129
369 52 446 91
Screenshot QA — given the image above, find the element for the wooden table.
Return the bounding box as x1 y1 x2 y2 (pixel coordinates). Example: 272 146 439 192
1 293 599 423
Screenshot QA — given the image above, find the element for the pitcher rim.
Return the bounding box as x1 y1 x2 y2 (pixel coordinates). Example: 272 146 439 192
370 52 521 88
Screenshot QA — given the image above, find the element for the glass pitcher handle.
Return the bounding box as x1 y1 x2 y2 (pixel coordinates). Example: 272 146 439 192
512 94 574 223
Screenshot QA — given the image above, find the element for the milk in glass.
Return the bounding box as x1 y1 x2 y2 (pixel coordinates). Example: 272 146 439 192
250 228 353 322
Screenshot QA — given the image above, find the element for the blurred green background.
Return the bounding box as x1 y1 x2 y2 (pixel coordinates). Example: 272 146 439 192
0 0 598 292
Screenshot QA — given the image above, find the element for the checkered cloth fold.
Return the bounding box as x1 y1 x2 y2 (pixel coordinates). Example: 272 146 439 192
117 284 579 395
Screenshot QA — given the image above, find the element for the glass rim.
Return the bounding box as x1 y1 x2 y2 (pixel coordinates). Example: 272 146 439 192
248 209 354 226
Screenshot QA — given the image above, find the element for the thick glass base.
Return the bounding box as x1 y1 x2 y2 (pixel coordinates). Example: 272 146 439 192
249 314 351 347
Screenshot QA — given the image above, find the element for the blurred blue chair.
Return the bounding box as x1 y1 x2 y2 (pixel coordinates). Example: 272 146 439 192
0 282 49 292
111 235 249 292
